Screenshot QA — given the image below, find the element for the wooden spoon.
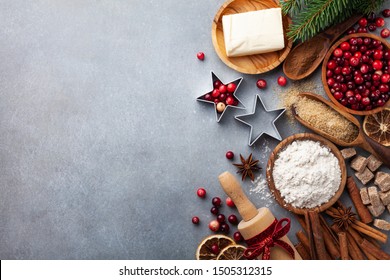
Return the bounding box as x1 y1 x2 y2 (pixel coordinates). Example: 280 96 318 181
292 92 390 167
283 14 361 80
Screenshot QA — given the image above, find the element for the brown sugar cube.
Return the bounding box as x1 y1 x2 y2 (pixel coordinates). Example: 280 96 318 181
360 187 371 205
368 204 385 217
375 172 390 192
366 155 382 172
355 168 374 185
341 148 356 160
373 219 390 231
351 155 368 173
379 191 390 206
368 186 382 208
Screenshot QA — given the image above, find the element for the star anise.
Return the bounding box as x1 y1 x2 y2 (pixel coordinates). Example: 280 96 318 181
333 206 356 230
233 153 261 181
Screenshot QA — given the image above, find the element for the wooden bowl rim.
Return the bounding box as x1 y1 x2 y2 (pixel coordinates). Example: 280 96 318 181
211 0 293 74
322 33 390 116
266 133 347 214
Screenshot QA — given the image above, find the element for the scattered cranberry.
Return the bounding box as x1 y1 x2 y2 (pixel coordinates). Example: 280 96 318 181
209 220 220 232
347 28 356 34
228 214 238 225
220 223 230 233
233 231 243 242
376 17 385 27
359 18 368 27
225 151 234 160
277 76 287 87
197 188 206 198
196 52 205 60
256 79 267 89
217 214 226 223
227 83 236 93
368 24 377 32
226 96 235 105
226 197 235 208
212 197 222 207
381 28 390 38
192 216 200 224
210 206 219 215
211 244 220 255
383 9 390 18
212 89 220 98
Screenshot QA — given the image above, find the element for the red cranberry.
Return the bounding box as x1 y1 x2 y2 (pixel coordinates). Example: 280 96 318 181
355 93 362 102
233 231 243 242
347 28 356 34
340 42 350 51
197 188 206 198
375 17 385 27
345 90 355 98
327 78 336 87
219 84 227 94
360 64 369 74
383 9 390 18
204 94 212 101
220 223 230 233
344 51 352 59
219 93 226 101
197 52 205 60
349 38 358 45
379 84 389 93
214 81 222 88
212 197 222 207
217 214 226 223
340 98 348 106
363 38 372 45
359 18 368 27
381 73 390 83
373 60 383 70
334 66 342 75
357 27 368 33
333 48 343 57
212 89 220 98
361 97 371 106
381 28 390 38
228 214 238 225
377 99 386 106
354 51 362 59
192 216 200 224
341 66 351 76
368 24 377 32
225 151 234 159
256 79 267 89
226 96 234 105
226 197 235 208
373 73 381 81
213 99 219 104
326 70 334 77
348 96 357 105
209 220 220 232
349 57 360 67
385 51 390 60
227 83 236 93
210 206 219 215
334 91 343 100
277 76 287 87
327 60 337 69
373 50 383 60
211 244 220 255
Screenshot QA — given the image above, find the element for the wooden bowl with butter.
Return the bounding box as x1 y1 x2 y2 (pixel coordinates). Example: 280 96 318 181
212 0 292 74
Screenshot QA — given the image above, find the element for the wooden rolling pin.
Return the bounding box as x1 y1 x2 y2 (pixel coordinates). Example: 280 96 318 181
218 171 302 260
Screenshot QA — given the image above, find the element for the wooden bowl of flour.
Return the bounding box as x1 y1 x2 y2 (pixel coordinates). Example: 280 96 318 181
266 133 347 215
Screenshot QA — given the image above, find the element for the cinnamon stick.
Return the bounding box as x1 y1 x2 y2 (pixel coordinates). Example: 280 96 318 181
304 211 317 260
294 242 311 260
360 239 390 260
308 210 330 260
346 176 373 224
338 232 349 260
331 224 364 260
319 216 340 259
347 227 376 260
294 214 307 233
296 230 311 254
350 220 387 244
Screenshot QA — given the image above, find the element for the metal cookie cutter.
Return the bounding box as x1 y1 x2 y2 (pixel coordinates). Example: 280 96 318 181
196 71 245 122
235 94 285 146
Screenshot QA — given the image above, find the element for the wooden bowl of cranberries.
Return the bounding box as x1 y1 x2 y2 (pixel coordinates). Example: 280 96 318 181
322 33 390 115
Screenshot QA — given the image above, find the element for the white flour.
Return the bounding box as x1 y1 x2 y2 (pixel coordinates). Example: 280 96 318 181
250 174 274 207
272 140 341 208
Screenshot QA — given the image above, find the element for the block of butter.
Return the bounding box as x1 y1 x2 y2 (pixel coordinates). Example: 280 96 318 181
222 8 285 57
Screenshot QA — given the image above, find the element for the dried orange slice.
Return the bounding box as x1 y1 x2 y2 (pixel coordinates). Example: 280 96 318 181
195 234 235 260
363 108 390 146
217 244 248 260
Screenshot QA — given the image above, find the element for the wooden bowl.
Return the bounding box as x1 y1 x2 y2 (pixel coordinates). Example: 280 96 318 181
211 0 293 74
266 133 347 215
322 33 390 116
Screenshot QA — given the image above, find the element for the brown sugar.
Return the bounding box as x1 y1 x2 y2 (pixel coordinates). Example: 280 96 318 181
294 97 359 143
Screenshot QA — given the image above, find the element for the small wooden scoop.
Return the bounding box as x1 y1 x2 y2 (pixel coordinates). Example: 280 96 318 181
283 14 361 80
291 92 390 167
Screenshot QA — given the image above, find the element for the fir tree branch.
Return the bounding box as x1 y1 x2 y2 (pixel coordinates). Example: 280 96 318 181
280 0 308 15
353 0 385 14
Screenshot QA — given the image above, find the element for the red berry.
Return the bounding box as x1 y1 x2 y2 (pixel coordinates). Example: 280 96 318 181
277 76 287 87
375 17 385 27
212 197 222 207
204 94 212 101
381 28 390 38
379 84 389 93
226 197 235 207
220 223 230 233
227 83 236 93
196 52 205 60
347 28 356 34
327 60 337 69
357 27 368 33
226 96 235 105
211 244 219 254
210 206 219 215
383 9 390 18
209 220 220 232
361 97 371 106
233 231 243 242
333 48 343 57
368 24 377 32
333 91 343 100
219 84 227 94
228 214 238 225
381 73 390 83
373 60 383 70
192 216 200 224
373 50 383 60
256 79 267 89
225 151 234 159
214 81 222 88
219 93 226 101
340 42 350 51
212 89 220 98
349 57 360 67
197 188 206 198
359 18 368 27
217 214 226 223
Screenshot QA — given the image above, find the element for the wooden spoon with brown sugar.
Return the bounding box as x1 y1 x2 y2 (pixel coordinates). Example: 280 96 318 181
283 14 361 80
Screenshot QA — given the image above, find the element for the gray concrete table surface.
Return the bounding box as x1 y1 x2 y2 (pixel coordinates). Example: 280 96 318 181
0 0 389 259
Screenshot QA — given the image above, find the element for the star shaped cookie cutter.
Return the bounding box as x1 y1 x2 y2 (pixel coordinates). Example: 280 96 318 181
196 72 245 122
235 94 285 146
